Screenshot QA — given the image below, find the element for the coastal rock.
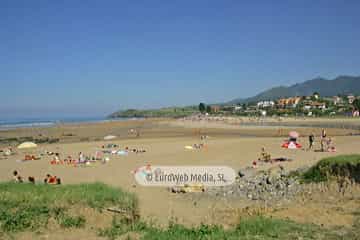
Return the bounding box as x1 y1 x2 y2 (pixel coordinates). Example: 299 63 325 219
198 166 304 204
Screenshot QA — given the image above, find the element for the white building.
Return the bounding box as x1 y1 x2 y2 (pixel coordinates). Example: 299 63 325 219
257 101 275 108
347 95 356 104
333 96 343 105
234 106 242 111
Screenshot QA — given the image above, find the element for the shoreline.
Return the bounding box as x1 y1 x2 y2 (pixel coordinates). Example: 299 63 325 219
2 115 360 131
0 117 148 131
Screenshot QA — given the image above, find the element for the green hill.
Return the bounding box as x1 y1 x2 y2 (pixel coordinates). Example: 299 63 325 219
108 106 198 118
228 75 360 104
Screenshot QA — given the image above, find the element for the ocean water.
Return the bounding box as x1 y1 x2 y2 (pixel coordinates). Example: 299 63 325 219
0 116 129 130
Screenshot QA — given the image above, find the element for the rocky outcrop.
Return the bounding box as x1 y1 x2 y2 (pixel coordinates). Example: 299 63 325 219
205 166 307 203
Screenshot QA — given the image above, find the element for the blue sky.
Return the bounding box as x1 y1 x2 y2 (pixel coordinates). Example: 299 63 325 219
1 1 360 118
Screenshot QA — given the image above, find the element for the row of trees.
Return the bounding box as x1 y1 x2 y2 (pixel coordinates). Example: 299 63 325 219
198 103 212 114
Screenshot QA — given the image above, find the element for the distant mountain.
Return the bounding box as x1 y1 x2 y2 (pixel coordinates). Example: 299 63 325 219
227 76 360 104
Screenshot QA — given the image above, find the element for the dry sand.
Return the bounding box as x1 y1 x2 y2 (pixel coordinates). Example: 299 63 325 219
1 118 360 227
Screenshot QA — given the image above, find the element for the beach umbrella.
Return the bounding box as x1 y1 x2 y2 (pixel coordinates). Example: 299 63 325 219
282 141 302 149
17 142 37 149
289 131 299 138
104 135 117 140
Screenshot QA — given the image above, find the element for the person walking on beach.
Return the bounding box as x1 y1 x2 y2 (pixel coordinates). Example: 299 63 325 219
308 133 315 150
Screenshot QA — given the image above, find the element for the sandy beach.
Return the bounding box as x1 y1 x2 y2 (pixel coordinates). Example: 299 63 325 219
1 117 360 228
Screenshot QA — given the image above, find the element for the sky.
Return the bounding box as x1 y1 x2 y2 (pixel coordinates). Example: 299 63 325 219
1 0 360 119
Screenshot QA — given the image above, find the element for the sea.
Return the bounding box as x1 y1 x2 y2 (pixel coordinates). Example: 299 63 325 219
0 116 131 131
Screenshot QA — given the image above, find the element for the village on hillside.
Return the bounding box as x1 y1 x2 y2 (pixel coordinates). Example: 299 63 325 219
203 93 360 117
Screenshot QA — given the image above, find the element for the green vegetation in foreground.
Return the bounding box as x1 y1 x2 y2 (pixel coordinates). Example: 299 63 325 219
99 215 354 240
302 154 360 183
1 181 359 239
108 106 198 118
0 182 137 233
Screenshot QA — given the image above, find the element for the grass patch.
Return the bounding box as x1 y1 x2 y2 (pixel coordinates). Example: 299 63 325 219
0 182 137 233
1 181 359 239
98 216 148 240
142 216 330 240
99 215 339 240
302 154 360 183
57 215 86 228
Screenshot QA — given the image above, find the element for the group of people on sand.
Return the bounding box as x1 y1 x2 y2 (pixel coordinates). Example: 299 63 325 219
124 147 146 153
200 135 209 140
101 144 147 154
50 151 110 166
50 153 73 165
24 154 40 161
101 143 118 149
308 129 336 152
193 143 206 149
50 154 79 165
254 128 336 168
254 147 291 167
1 146 14 157
12 170 61 185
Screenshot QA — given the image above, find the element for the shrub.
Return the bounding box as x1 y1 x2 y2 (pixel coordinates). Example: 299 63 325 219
302 155 360 183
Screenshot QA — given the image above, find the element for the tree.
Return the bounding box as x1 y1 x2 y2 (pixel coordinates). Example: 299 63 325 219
199 103 206 113
206 105 212 114
353 99 360 110
311 92 320 101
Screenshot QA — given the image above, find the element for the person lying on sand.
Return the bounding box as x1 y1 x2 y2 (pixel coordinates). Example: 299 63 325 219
24 155 40 161
44 174 61 185
13 170 23 183
3 147 13 156
131 148 146 153
64 156 77 164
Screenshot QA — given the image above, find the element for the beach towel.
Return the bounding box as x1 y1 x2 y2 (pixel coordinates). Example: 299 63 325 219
117 150 128 156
